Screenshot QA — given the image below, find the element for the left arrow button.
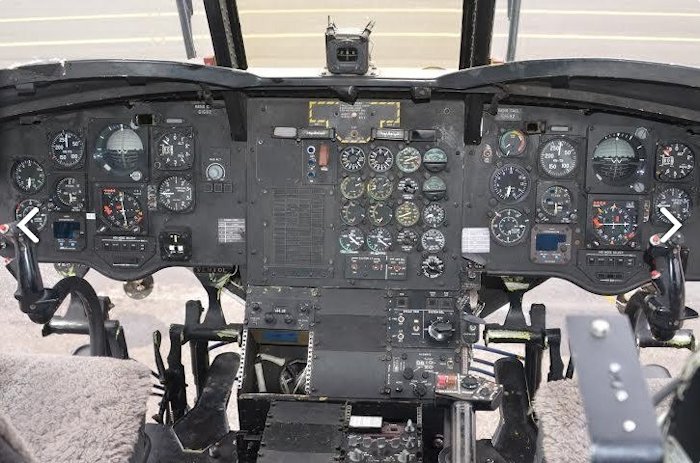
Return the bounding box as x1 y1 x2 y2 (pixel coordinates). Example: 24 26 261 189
17 207 40 244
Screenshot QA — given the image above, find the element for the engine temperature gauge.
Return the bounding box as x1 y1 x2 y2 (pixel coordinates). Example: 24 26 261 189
341 201 365 226
340 146 365 172
339 227 365 252
499 130 527 157
340 175 365 200
367 176 394 201
367 227 393 252
368 202 393 226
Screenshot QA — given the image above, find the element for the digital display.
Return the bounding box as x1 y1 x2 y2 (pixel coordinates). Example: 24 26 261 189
53 221 81 240
535 233 566 252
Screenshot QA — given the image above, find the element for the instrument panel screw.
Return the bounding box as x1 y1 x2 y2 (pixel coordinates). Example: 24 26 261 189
623 420 636 432
590 319 610 338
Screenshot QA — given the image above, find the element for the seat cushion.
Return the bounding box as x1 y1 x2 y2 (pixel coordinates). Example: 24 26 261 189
0 412 35 463
0 353 151 463
534 379 669 462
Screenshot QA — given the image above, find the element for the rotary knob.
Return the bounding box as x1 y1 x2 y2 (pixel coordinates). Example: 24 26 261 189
427 320 454 342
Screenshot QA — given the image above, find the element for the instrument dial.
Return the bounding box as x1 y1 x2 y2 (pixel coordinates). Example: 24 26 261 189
395 201 420 227
540 186 573 220
539 138 577 177
499 130 527 157
423 203 446 227
55 177 85 208
421 229 446 252
367 176 394 201
50 130 84 168
367 227 393 253
422 176 447 201
341 201 365 226
656 143 694 181
15 199 48 231
398 177 419 196
158 176 194 212
339 227 365 252
490 208 530 246
592 132 645 185
157 131 194 169
396 147 422 173
654 187 692 224
100 188 144 231
491 164 530 202
421 255 445 279
422 148 448 172
590 200 638 247
340 146 366 172
12 159 46 194
94 123 145 177
397 229 419 251
340 175 365 200
368 202 393 226
368 146 394 172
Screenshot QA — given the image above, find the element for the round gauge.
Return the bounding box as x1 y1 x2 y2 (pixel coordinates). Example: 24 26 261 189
100 188 144 231
423 203 446 227
539 138 577 177
540 185 573 219
367 227 393 253
157 131 194 169
50 130 84 167
339 227 365 252
340 175 365 200
367 176 394 201
499 130 527 157
340 146 365 172
398 177 419 196
12 159 46 194
422 148 448 172
206 163 226 181
14 199 48 232
341 201 365 226
94 123 145 176
397 229 419 251
656 143 694 181
368 146 394 172
55 177 85 208
368 203 393 226
396 147 422 173
592 132 645 185
422 176 447 201
421 229 446 252
590 200 638 247
395 201 420 227
158 176 194 212
490 208 530 246
421 255 445 279
491 164 530 203
655 187 692 224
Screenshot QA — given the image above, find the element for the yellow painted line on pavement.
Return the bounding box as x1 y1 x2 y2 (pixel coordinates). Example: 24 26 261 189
4 32 700 48
2 8 700 24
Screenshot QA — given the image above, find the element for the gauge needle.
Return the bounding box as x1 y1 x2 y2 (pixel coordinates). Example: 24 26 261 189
349 236 361 246
119 192 128 227
378 237 389 247
506 186 513 197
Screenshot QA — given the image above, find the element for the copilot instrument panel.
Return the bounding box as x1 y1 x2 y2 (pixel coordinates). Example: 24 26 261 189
1 92 700 295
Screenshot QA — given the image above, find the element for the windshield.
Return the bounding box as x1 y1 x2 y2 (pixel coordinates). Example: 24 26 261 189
2 0 700 70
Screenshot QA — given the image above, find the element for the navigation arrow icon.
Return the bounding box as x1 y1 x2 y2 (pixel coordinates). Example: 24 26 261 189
659 206 682 243
17 207 39 244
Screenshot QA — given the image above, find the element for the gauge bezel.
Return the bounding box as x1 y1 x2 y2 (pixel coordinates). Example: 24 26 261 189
91 121 149 181
535 182 577 224
586 196 640 249
368 146 394 172
490 207 531 246
11 158 47 194
340 201 365 226
490 164 531 204
396 146 422 173
158 175 195 213
537 137 579 178
368 202 394 227
420 228 446 252
422 203 446 227
94 184 147 234
367 175 394 201
340 146 366 172
366 227 393 253
339 227 365 253
154 128 195 171
395 201 420 227
54 176 87 211
655 141 695 182
49 129 85 168
15 199 48 232
653 186 692 225
586 128 649 194
340 175 365 200
498 129 527 157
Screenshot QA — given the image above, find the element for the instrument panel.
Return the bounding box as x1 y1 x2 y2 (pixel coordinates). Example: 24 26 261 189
0 102 247 279
1 92 700 294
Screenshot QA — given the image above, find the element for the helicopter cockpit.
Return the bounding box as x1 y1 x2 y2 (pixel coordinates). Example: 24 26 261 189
1 1 700 462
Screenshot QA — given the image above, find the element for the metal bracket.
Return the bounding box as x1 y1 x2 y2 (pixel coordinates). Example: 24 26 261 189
567 315 664 463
